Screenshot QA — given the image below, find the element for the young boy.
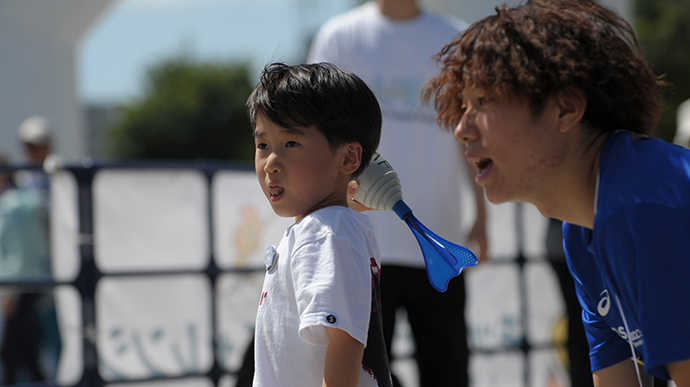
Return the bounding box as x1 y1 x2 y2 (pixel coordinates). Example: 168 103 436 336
246 62 392 387
423 0 690 385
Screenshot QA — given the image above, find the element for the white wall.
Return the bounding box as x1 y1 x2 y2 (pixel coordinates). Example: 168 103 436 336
0 0 114 163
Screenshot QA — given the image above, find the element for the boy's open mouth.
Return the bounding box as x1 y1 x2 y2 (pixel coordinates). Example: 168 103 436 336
269 185 284 197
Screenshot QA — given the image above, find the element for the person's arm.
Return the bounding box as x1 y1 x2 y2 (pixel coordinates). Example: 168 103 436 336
322 326 365 387
592 358 653 387
667 358 690 386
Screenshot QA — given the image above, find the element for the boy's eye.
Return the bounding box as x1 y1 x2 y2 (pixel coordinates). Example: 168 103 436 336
256 143 268 150
285 141 299 148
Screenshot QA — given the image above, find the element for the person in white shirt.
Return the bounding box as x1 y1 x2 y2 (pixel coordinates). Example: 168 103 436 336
309 1 487 386
247 62 392 387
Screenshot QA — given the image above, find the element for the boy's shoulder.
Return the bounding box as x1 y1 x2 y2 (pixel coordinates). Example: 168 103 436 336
294 206 372 237
288 206 378 258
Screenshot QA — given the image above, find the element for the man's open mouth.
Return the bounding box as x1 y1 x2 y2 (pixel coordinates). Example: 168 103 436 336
475 158 492 173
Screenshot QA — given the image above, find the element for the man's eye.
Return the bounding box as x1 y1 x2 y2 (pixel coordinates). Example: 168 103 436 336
285 141 299 148
477 96 492 105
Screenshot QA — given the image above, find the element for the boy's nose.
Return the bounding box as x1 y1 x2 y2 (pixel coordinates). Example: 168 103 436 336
264 152 282 173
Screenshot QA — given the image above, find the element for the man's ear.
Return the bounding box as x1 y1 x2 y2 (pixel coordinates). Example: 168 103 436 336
555 86 587 133
340 142 362 175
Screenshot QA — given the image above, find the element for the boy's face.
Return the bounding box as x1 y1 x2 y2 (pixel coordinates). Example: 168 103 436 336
454 87 564 205
254 116 354 222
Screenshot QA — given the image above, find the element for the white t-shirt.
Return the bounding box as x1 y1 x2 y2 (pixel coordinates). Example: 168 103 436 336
253 206 391 387
308 2 470 267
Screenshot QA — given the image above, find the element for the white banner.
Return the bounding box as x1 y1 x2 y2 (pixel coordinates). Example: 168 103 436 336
49 167 569 387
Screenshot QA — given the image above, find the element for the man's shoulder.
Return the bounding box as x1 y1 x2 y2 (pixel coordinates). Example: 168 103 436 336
421 9 469 33
598 131 690 215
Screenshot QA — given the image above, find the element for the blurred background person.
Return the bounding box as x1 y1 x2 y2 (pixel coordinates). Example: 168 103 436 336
0 116 61 384
0 154 15 195
308 1 487 386
546 217 594 387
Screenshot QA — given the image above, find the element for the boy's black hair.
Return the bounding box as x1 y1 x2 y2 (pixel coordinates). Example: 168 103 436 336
247 62 381 177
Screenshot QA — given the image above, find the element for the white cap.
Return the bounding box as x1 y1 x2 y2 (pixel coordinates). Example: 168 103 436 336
675 99 690 147
18 116 52 146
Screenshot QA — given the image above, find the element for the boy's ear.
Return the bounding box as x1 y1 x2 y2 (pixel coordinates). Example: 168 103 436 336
555 86 587 133
339 142 362 175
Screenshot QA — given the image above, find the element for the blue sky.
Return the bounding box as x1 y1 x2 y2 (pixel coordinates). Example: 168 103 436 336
77 0 355 105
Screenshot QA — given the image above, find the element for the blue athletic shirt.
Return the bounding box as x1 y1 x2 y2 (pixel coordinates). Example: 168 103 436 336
563 130 690 380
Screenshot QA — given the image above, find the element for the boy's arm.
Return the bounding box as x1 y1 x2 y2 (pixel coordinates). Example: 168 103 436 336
322 326 365 387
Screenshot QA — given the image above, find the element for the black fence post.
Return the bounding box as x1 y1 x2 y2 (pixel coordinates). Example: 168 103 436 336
70 165 105 387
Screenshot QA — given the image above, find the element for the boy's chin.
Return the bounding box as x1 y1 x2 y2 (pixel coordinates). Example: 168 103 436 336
270 205 300 219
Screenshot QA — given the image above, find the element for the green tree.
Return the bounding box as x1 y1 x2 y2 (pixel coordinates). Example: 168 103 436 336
635 0 690 142
106 56 255 161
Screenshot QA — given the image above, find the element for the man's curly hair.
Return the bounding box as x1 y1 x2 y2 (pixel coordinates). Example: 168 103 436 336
424 0 665 136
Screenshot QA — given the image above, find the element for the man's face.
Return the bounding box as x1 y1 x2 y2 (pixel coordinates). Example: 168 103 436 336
454 88 563 205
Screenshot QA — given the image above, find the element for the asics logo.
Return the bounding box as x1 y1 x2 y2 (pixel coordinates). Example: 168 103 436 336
597 290 611 316
611 326 644 345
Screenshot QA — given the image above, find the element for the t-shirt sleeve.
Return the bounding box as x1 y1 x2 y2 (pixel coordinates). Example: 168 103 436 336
576 283 631 372
562 222 631 371
291 232 372 347
599 203 690 376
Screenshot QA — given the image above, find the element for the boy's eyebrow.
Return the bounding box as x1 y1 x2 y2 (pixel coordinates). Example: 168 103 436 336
281 126 306 134
253 126 308 138
282 126 307 135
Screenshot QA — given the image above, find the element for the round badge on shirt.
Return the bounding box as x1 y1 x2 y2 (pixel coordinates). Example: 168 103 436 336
265 245 278 272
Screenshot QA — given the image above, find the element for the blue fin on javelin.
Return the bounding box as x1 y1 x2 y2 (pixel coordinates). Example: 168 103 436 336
404 215 478 292
392 200 478 292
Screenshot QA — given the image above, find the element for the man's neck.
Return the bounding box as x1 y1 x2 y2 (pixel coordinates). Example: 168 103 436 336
376 0 420 20
536 132 608 230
